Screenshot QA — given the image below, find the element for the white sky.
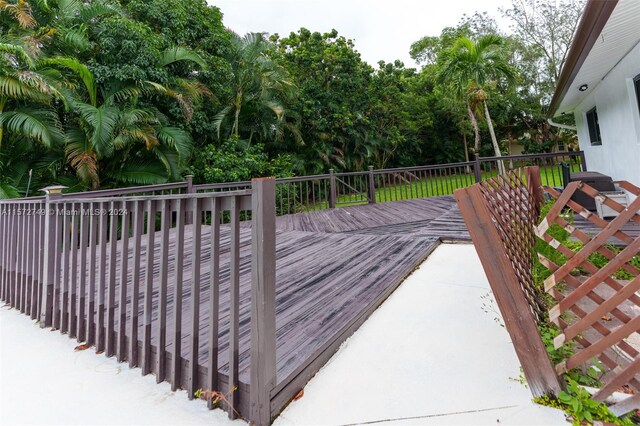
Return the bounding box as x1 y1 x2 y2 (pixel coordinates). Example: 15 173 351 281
207 0 514 67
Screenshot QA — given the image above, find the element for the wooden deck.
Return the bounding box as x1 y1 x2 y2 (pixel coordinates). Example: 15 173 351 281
94 196 467 415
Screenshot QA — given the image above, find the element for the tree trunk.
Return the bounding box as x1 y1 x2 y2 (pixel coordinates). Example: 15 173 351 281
233 90 242 138
467 104 480 153
483 100 505 175
463 132 470 174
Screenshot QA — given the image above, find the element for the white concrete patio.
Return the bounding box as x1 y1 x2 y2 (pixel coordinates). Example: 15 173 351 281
0 243 567 425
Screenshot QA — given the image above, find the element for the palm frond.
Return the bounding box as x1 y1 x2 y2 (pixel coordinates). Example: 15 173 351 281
0 109 64 147
105 160 168 186
75 103 119 157
158 47 207 69
0 0 37 29
40 56 97 105
156 126 192 160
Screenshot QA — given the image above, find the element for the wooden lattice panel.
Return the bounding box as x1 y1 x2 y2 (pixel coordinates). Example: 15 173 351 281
537 180 640 416
478 169 547 320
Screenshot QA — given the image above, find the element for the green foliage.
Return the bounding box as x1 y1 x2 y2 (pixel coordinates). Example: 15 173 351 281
190 138 293 184
534 385 633 426
557 379 632 425
0 0 590 198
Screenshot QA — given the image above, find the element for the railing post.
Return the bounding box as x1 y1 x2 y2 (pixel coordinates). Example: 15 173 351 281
367 166 376 204
474 154 482 183
39 185 66 328
250 178 277 426
579 151 588 171
185 175 194 225
329 169 337 209
185 175 194 194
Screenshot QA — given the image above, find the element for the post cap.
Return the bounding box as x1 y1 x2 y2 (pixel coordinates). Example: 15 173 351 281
184 174 194 179
40 185 67 195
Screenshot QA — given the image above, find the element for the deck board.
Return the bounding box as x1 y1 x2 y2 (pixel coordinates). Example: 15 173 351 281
87 197 462 387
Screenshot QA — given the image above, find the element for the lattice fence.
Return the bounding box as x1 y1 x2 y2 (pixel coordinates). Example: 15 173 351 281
455 167 562 398
537 180 640 416
456 167 640 416
477 168 547 320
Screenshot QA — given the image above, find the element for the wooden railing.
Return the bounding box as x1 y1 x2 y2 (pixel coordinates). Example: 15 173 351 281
0 178 277 425
189 151 585 214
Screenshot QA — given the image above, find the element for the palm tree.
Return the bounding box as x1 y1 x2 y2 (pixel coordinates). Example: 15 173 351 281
64 48 206 189
437 34 516 174
1 0 206 193
214 32 299 144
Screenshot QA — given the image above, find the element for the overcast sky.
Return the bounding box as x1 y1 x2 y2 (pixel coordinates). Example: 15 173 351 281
207 0 514 67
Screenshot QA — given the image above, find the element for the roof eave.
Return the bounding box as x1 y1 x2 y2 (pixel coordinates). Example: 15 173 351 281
546 0 619 118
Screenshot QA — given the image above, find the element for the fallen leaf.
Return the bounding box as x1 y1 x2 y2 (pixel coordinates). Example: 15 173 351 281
74 344 90 351
294 389 304 400
95 350 104 355
601 315 612 321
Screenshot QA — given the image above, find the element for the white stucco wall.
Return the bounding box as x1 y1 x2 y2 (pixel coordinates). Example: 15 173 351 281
574 41 640 185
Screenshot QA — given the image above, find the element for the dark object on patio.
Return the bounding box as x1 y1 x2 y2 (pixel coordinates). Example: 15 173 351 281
568 171 615 211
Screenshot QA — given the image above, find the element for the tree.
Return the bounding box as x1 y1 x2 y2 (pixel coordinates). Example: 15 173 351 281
437 34 517 173
271 28 380 173
501 0 585 101
213 32 298 145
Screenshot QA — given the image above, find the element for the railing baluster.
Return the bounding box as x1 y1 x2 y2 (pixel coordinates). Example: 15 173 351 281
118 201 131 362
130 200 144 368
96 201 108 351
207 197 221 410
60 206 71 333
52 204 63 329
106 201 118 357
69 204 79 337
188 198 202 399
77 202 89 341
87 202 98 346
142 200 157 375
156 199 171 382
0 205 6 301
171 198 186 391
228 195 241 419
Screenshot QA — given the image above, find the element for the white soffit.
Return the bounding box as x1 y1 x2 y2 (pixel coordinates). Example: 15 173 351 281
556 0 640 116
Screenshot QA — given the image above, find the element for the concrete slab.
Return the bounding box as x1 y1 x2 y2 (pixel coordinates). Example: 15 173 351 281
273 244 568 425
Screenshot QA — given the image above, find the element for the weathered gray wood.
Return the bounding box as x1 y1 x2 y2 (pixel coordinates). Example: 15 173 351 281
60 208 71 333
87 202 98 346
52 204 63 329
106 202 118 357
96 202 108 351
249 178 277 426
171 198 186 391
142 200 157 375
188 198 202 399
156 199 171 382
77 203 89 341
207 197 221 410
69 206 79 337
228 196 241 419
118 202 131 362
130 200 143 367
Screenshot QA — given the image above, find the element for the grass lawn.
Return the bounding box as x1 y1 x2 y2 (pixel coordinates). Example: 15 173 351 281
330 163 582 207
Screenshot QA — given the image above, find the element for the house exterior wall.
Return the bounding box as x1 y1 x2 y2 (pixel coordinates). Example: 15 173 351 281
574 40 640 185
